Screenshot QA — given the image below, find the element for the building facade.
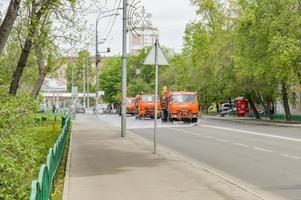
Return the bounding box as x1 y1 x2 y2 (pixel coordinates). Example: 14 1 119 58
129 27 159 55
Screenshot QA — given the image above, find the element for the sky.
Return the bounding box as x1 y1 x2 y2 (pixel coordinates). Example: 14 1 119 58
86 0 198 56
0 0 198 56
139 0 197 52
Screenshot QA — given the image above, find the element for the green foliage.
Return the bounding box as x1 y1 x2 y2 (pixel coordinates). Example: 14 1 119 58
0 116 62 199
100 57 122 104
100 48 158 104
169 0 301 114
65 50 95 92
127 48 156 96
0 90 38 136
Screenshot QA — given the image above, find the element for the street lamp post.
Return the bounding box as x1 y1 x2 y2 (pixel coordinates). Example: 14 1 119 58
95 20 101 109
121 0 128 137
95 10 118 110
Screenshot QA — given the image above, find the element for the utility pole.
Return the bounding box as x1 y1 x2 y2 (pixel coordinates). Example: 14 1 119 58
95 20 100 109
71 63 74 105
121 0 127 137
87 58 90 109
83 58 86 109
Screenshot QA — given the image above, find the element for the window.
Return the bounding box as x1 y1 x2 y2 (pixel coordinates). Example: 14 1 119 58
141 96 154 102
171 94 196 103
127 99 136 104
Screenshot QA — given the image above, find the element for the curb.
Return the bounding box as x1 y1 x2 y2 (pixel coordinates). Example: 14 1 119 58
62 126 73 200
203 116 301 128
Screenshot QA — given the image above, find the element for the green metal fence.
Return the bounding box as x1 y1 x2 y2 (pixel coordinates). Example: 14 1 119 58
30 115 71 200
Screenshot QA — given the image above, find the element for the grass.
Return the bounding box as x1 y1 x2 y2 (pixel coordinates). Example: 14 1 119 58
0 114 62 200
51 125 71 200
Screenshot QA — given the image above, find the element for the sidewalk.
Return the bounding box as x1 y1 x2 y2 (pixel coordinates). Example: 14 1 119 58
203 115 301 128
63 115 262 200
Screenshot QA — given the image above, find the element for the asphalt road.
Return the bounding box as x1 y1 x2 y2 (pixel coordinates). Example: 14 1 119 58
98 114 301 200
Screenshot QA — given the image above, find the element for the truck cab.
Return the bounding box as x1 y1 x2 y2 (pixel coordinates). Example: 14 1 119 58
161 91 199 123
126 97 137 115
136 95 161 119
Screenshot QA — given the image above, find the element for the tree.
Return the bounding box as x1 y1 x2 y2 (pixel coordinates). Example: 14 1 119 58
235 0 301 121
9 0 76 95
180 0 238 109
100 56 121 104
0 0 22 54
65 50 94 94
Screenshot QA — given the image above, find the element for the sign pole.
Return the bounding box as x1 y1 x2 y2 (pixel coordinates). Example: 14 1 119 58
154 39 159 154
143 39 169 154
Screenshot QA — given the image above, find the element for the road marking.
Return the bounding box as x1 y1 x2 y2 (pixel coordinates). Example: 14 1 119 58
169 128 190 134
280 153 300 160
205 136 215 139
199 124 301 143
253 147 274 153
216 139 229 143
233 143 249 147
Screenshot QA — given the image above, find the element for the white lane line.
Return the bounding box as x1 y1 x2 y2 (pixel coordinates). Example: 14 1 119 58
205 136 215 139
253 147 274 153
280 153 300 160
169 128 190 134
233 143 249 147
216 139 229 143
199 124 301 143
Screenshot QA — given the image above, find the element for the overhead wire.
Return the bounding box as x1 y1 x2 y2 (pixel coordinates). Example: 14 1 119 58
100 0 122 44
99 0 118 37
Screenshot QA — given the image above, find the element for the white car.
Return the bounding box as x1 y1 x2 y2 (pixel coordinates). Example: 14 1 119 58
219 103 231 111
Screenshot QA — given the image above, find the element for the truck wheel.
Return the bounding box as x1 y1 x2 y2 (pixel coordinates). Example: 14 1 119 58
161 111 168 122
192 118 198 123
168 115 174 122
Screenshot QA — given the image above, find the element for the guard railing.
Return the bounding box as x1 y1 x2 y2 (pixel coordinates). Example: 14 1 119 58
29 115 71 200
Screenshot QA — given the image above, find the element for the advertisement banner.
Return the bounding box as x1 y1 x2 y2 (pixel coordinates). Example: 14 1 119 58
41 78 67 91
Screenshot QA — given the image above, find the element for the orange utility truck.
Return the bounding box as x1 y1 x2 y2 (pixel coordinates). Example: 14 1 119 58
161 91 199 123
126 97 137 115
136 94 161 119
118 97 137 116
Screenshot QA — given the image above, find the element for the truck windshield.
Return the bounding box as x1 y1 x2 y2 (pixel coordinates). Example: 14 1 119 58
141 96 154 102
127 99 135 104
171 94 196 103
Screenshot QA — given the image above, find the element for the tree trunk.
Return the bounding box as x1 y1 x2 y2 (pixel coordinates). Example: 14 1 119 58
247 94 261 119
255 92 272 119
31 70 47 98
9 38 32 95
0 0 22 54
228 97 232 108
31 45 47 98
281 82 292 121
8 0 50 95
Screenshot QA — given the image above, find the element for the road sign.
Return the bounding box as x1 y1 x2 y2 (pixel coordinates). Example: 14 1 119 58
98 91 105 96
143 43 169 66
144 40 169 154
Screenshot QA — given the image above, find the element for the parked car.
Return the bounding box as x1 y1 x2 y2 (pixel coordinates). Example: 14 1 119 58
220 106 236 117
76 106 85 113
207 103 217 114
219 103 231 112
